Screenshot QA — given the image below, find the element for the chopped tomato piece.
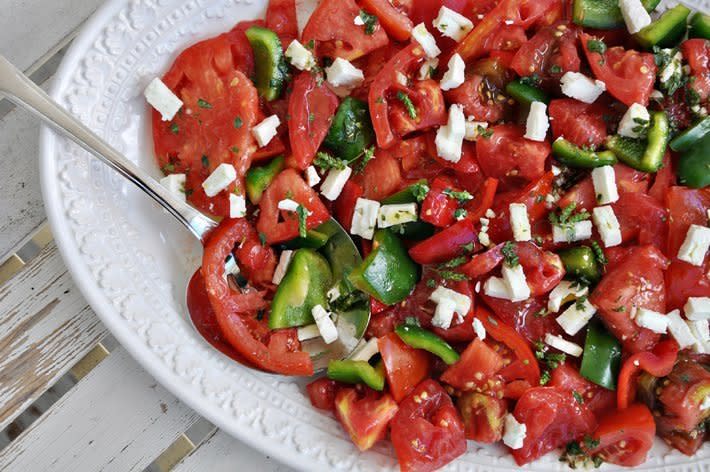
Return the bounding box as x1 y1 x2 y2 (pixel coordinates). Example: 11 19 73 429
441 339 505 392
617 339 679 409
334 180 364 231
550 363 616 419
457 392 508 443
334 387 399 451
307 378 340 411
360 0 413 41
420 176 462 228
510 22 581 81
682 39 710 103
548 99 608 148
265 0 297 47
587 404 656 467
379 333 431 402
658 358 710 433
409 219 478 265
444 74 506 122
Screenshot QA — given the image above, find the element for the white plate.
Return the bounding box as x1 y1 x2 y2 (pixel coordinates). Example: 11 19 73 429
39 0 710 470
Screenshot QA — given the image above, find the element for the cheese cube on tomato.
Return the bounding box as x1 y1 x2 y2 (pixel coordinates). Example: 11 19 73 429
524 101 549 142
484 276 513 300
509 203 531 242
552 220 593 243
202 163 236 197
321 166 353 201
560 72 606 104
351 198 380 240
433 6 474 42
272 250 294 285
685 297 710 321
503 414 526 450
619 0 652 34
667 309 697 349
277 198 300 212
312 304 338 344
285 40 315 71
159 174 186 202
349 337 380 362
440 53 465 91
556 299 597 336
618 103 650 139
435 104 466 162
591 166 619 205
548 280 589 313
378 203 418 228
430 285 472 316
502 264 530 302
633 307 669 334
545 333 583 357
252 115 280 147
412 23 441 58
144 77 183 121
431 297 457 329
678 224 710 267
305 166 321 187
229 193 247 219
592 206 622 248
472 317 486 340
325 58 364 88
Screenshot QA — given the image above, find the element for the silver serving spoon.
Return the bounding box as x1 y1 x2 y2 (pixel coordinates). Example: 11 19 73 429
0 54 369 373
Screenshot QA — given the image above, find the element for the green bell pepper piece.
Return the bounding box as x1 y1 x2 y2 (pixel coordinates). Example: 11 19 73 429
327 359 385 391
505 79 550 106
670 116 710 152
552 138 617 168
269 249 333 329
381 181 435 241
635 4 691 49
382 180 429 205
606 111 669 173
572 0 661 29
245 156 284 204
580 320 622 390
395 324 460 365
689 12 710 40
323 97 375 162
282 229 331 249
348 229 418 305
245 26 288 101
678 132 710 189
558 246 601 284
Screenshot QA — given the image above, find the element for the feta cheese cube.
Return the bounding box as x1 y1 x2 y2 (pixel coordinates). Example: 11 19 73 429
509 203 532 242
464 120 488 141
685 297 710 321
418 57 439 80
484 276 513 300
435 104 466 162
560 72 606 104
485 209 496 218
472 317 486 340
619 0 652 34
592 206 622 248
312 304 338 344
378 203 418 228
144 77 183 121
160 174 186 202
502 264 531 302
556 299 597 336
278 198 301 212
548 280 589 313
667 309 697 349
618 103 650 139
524 101 549 142
327 285 342 303
351 198 381 240
440 53 465 91
503 413 526 450
321 166 353 201
229 193 247 218
678 224 710 267
432 297 457 329
325 58 364 88
478 231 491 247
271 250 294 285
202 163 236 197
430 285 472 316
688 319 710 353
285 40 316 71
252 115 280 147
297 324 321 341
634 307 669 334
591 166 619 205
552 220 593 243
305 166 321 187
354 15 365 26
412 23 441 58
545 333 583 357
349 337 380 362
433 6 474 42
396 71 409 86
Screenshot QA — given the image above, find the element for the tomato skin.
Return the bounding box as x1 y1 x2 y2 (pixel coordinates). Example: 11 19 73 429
581 33 656 106
379 333 432 402
232 228 277 287
658 359 710 433
548 99 608 148
558 164 649 211
441 339 505 391
617 339 679 409
681 39 710 103
444 75 505 123
587 404 656 467
457 392 508 442
307 378 340 411
334 387 399 451
420 177 460 228
611 191 668 249
334 180 364 231
358 150 403 201
388 80 447 140
590 245 670 354
390 380 467 472
549 363 616 419
265 0 297 47
510 23 581 81
287 72 339 170
409 219 478 264
360 0 413 41
256 169 330 244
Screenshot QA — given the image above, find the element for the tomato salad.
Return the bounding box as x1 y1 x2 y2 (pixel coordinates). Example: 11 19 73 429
146 0 710 469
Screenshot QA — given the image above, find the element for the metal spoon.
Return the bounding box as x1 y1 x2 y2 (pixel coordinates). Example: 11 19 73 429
0 54 369 373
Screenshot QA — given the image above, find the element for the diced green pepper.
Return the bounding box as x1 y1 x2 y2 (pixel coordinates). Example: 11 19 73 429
323 97 375 162
552 138 617 168
327 359 385 390
572 0 661 29
505 79 550 106
606 111 669 173
348 230 419 305
635 4 691 49
282 229 331 249
245 156 284 204
689 12 710 40
395 324 460 365
269 249 333 329
670 116 710 152
245 26 288 101
580 320 622 390
678 132 710 189
382 181 435 241
558 246 601 284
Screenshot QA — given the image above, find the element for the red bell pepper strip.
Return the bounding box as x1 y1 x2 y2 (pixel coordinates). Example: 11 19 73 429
617 339 679 409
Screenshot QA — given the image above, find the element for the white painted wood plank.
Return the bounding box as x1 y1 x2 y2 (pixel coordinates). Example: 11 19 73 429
174 429 294 472
0 242 106 430
0 347 201 472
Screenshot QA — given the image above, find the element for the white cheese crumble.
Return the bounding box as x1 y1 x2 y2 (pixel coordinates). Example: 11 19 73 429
325 58 364 88
252 115 281 147
592 206 622 248
412 23 441 58
556 299 597 336
312 304 338 344
472 317 486 340
320 166 353 201
667 309 697 349
524 101 549 142
440 53 465 91
464 119 488 141
560 72 606 104
591 166 619 205
433 6 474 42
351 198 380 240
509 203 531 242
229 193 247 219
349 337 380 362
618 103 650 139
501 264 531 302
677 224 710 267
202 163 236 197
545 333 583 357
378 203 418 228
552 220 593 243
633 307 669 334
685 297 710 321
548 280 589 313
159 174 186 202
272 250 294 285
297 324 321 341
619 0 652 34
503 413 526 450
418 57 440 80
277 198 301 212
484 276 513 300
435 104 466 162
305 166 321 187
144 77 183 121
285 40 316 71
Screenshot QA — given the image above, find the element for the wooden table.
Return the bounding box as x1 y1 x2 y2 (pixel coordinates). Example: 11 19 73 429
0 1 293 470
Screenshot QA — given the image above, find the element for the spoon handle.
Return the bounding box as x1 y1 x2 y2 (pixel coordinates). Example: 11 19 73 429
0 54 217 241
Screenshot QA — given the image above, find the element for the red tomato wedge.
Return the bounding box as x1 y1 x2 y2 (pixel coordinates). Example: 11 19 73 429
379 333 431 402
334 387 399 451
265 0 297 47
440 339 505 392
360 0 413 41
587 404 656 467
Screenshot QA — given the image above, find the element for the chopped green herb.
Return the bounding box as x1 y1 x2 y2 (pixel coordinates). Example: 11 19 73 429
454 208 468 220
438 256 467 269
306 39 315 50
201 155 209 168
442 188 473 203
461 242 475 253
230 146 240 154
587 39 607 55
426 279 436 288
197 98 212 109
575 295 588 311
549 64 562 74
519 74 541 87
396 91 418 120
314 151 347 172
375 96 385 104
613 305 626 312
590 241 607 267
169 122 179 134
439 271 467 281
549 203 590 238
308 112 315 123
355 146 375 174
535 339 566 385
411 182 430 202
534 308 549 318
358 10 379 35
259 232 268 246
233 117 243 128
478 126 494 139
502 241 519 267
162 163 175 173
573 390 584 405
